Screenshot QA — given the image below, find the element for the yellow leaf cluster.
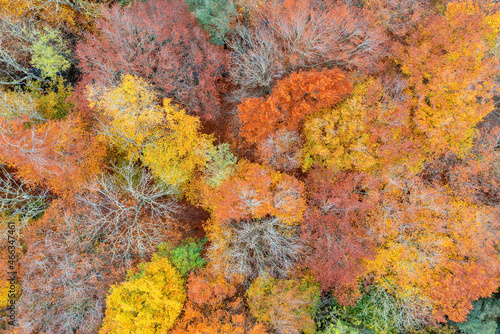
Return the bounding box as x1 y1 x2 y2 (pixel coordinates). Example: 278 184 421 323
142 100 214 187
88 74 214 187
99 256 186 334
302 78 408 173
398 1 498 158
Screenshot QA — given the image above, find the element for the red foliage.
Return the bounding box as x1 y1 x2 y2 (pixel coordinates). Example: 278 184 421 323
76 0 227 120
302 168 380 305
238 68 352 144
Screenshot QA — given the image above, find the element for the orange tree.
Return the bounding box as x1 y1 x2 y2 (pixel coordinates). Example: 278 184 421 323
396 0 499 158
366 176 500 322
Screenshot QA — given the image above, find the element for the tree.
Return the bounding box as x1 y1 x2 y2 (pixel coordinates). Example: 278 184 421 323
229 0 387 98
0 0 110 32
364 0 431 36
302 168 379 305
0 114 105 196
201 143 238 188
76 0 227 119
201 161 306 226
155 238 207 277
0 17 70 86
210 217 305 279
195 161 306 279
366 176 500 322
395 0 499 157
88 74 215 187
185 0 237 45
456 297 500 334
238 68 352 145
247 273 320 334
0 89 43 122
257 129 302 172
18 200 121 334
0 165 51 244
172 268 269 334
76 163 180 265
302 76 419 173
315 285 433 334
99 252 186 334
447 125 500 206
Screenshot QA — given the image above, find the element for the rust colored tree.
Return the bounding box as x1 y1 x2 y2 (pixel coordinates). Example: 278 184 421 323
0 114 105 196
76 0 227 120
172 268 269 334
302 168 379 305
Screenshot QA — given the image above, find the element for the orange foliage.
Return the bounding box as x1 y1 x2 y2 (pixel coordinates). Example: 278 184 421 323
0 0 108 31
0 115 105 196
201 161 306 226
396 1 498 157
238 68 352 144
367 177 500 322
172 268 269 334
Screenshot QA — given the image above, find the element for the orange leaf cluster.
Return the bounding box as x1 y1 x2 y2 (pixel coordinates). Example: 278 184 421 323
0 115 105 196
238 68 352 144
172 269 268 334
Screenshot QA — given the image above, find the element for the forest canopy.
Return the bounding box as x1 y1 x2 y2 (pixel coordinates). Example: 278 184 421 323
0 0 500 333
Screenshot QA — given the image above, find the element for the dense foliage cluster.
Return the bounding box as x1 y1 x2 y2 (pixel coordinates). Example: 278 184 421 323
1 0 500 333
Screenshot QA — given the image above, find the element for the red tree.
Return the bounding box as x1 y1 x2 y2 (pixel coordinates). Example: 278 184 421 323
76 0 227 120
302 168 380 305
172 268 269 333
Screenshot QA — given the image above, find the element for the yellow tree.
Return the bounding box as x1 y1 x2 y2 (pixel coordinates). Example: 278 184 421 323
247 273 320 334
396 0 498 158
302 77 418 173
99 254 186 334
88 74 214 187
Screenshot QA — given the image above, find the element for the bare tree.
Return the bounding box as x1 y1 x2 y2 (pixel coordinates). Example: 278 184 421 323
229 0 388 99
76 163 180 265
0 16 48 86
0 165 51 244
258 129 302 172
209 217 305 279
18 210 119 334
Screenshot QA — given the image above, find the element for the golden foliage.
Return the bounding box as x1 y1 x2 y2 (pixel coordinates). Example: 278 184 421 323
99 256 186 334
